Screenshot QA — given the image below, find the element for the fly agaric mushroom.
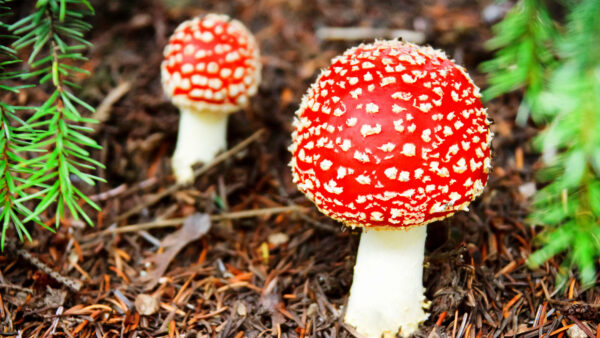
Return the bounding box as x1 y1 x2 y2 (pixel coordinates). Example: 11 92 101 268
289 40 492 337
161 14 261 183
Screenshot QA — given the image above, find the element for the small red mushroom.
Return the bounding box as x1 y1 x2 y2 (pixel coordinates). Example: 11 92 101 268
161 14 261 183
290 40 492 337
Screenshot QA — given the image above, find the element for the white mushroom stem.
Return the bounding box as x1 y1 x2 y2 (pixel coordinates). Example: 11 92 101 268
172 107 228 184
344 225 429 337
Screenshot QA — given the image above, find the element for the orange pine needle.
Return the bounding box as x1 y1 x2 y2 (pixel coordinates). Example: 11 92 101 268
72 320 88 335
230 272 253 283
103 274 111 292
109 266 130 283
464 323 472 338
568 278 576 299
436 311 447 327
503 293 522 318
168 320 176 338
197 246 208 264
550 324 574 336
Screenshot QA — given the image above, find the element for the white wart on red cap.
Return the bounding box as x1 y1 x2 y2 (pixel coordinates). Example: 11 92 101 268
161 14 261 114
290 40 492 228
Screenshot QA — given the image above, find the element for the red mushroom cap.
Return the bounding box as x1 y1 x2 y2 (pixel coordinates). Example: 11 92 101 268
290 41 492 228
161 14 261 114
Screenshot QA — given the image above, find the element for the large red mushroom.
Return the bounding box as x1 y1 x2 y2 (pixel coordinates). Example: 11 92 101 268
161 14 261 183
290 40 492 337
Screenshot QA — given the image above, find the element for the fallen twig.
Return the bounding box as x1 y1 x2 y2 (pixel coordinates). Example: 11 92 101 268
87 206 305 238
5 240 82 292
0 284 34 294
315 26 426 44
89 183 128 202
91 81 132 129
113 129 265 222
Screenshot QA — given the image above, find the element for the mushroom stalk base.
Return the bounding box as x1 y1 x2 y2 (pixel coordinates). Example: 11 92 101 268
344 226 429 337
172 108 228 184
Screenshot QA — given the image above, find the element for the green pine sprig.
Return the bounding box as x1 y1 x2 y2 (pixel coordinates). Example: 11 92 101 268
0 0 103 249
1 0 49 249
480 0 557 125
484 0 600 288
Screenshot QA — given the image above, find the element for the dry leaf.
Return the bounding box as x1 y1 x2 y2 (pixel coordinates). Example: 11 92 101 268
139 213 211 290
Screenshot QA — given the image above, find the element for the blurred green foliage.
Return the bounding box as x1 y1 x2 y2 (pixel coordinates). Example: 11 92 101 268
482 0 600 288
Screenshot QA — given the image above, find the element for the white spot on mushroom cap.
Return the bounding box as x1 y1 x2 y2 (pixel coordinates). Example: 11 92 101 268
393 119 405 132
181 64 194 74
379 143 396 152
365 103 379 113
208 78 222 89
398 171 410 182
340 139 352 151
233 67 245 79
190 75 206 85
337 167 348 179
350 88 362 99
200 31 214 42
220 68 232 77
190 89 204 98
207 62 219 74
402 74 416 83
360 124 382 137
356 175 372 184
180 78 191 90
453 158 467 173
324 180 343 194
370 212 384 221
400 189 415 198
362 61 376 69
392 92 412 101
401 143 416 157
183 44 195 55
320 159 333 170
416 102 433 113
334 107 345 116
354 151 370 162
384 167 398 180
421 129 432 142
392 104 405 113
470 158 483 171
381 77 396 86
443 126 453 136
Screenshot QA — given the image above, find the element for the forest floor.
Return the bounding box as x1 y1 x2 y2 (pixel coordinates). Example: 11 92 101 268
2 0 600 337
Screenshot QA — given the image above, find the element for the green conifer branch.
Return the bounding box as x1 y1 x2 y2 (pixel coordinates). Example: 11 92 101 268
485 0 600 287
11 0 104 228
0 0 47 250
480 0 557 125
0 0 102 248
